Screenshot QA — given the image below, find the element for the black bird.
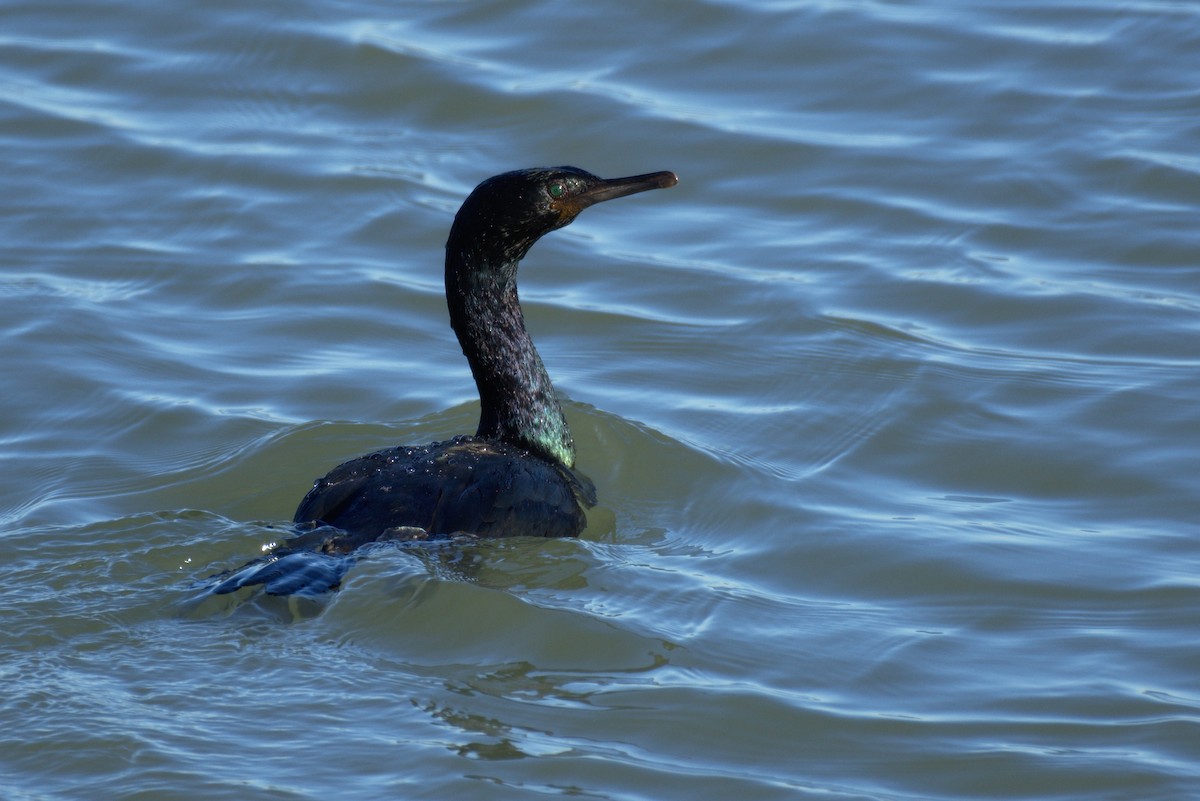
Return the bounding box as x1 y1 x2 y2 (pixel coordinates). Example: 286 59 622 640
210 166 677 596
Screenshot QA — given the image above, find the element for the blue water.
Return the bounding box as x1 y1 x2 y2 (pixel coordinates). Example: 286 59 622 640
2 1 1198 799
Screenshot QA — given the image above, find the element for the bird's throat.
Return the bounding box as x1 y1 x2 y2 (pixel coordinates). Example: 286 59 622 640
446 258 576 469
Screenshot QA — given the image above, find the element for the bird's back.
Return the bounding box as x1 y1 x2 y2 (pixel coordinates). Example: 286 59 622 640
294 435 594 546
208 436 594 596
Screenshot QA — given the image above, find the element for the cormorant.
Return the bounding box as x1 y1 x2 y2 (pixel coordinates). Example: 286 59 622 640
210 166 677 596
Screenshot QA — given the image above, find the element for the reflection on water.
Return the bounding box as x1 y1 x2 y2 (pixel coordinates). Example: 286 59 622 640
1 0 1198 799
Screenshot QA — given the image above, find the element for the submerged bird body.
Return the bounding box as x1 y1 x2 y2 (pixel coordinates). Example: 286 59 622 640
291 436 595 545
211 166 676 595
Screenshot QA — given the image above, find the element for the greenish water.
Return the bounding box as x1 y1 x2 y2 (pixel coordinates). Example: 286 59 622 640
2 1 1198 799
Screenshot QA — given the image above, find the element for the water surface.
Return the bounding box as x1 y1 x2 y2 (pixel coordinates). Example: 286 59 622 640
2 1 1198 799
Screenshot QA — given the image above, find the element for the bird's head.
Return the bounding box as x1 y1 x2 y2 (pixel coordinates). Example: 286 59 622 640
447 166 678 267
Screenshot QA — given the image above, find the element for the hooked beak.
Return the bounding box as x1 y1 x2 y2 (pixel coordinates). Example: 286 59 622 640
578 171 679 209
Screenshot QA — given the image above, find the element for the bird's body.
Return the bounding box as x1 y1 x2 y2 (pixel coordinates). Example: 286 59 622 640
210 166 676 596
292 436 596 545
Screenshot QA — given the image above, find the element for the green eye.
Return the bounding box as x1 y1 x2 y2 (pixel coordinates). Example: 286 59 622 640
548 182 566 199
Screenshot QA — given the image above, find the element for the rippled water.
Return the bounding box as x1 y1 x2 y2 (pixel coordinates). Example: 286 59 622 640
3 1 1198 799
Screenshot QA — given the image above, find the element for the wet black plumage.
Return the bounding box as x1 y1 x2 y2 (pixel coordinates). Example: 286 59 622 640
210 166 677 596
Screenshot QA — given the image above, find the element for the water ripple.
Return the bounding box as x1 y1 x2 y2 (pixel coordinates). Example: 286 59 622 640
2 0 1199 799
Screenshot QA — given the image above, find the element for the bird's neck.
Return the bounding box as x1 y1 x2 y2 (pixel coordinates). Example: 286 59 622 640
445 245 576 469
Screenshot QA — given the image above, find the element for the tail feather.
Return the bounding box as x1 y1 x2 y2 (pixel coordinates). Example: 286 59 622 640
208 550 354 597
